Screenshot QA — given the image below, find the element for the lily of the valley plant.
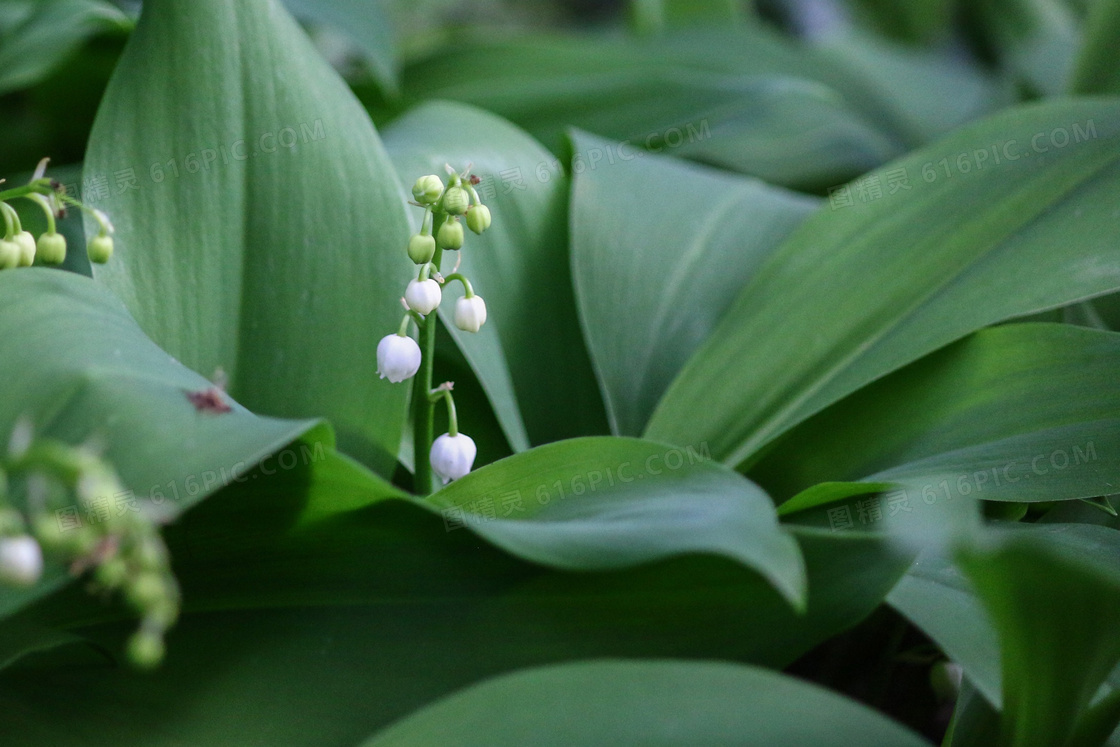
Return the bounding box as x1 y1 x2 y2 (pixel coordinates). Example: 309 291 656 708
377 166 491 492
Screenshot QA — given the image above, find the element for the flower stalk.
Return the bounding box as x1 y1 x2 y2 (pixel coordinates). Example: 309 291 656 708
376 165 492 494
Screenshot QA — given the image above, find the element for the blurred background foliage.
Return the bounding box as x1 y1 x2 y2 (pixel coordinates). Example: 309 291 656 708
3 1 1120 743
0 0 1100 188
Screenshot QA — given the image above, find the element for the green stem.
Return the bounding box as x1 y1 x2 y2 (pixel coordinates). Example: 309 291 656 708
0 181 53 204
442 273 474 297
396 314 412 337
29 195 57 235
411 213 446 494
0 203 15 239
429 387 458 436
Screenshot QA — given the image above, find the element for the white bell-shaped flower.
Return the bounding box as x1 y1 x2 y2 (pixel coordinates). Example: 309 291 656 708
376 334 422 383
405 278 442 316
429 432 477 484
454 294 487 333
0 535 43 586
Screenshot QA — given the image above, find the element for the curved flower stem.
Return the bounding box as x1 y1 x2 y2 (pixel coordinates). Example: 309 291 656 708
411 213 447 494
0 180 53 204
428 384 458 437
441 272 475 297
0 203 16 239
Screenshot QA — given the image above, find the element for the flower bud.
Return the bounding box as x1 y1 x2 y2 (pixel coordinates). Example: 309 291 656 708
14 231 36 266
454 295 487 333
146 599 180 628
466 204 492 235
95 557 129 589
442 186 469 215
127 629 165 669
408 233 436 264
126 571 167 611
36 232 66 265
412 175 444 205
437 220 464 250
376 334 422 383
405 278 442 315
429 432 477 484
87 235 114 264
134 537 167 571
0 240 19 270
0 535 43 586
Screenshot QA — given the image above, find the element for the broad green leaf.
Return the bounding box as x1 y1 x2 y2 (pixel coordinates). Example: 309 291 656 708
757 324 1120 507
424 436 806 607
396 26 1002 187
811 30 1013 146
647 99 1120 469
0 453 907 746
1073 689 1120 747
569 130 817 435
399 34 902 188
1071 0 1120 94
1097 292 1120 330
0 0 129 96
0 623 86 672
654 28 1002 149
83 0 412 474
359 661 932 746
895 525 1120 742
959 524 1120 746
383 101 606 448
0 269 322 621
849 0 955 43
945 679 1003 747
282 0 398 96
888 550 1003 708
972 0 1081 96
629 0 749 33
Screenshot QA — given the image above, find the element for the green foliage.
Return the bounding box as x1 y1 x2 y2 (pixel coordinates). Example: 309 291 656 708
2 0 1120 743
358 660 933 746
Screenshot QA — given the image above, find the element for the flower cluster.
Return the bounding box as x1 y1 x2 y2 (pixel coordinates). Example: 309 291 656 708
377 166 493 488
0 158 115 270
0 420 179 669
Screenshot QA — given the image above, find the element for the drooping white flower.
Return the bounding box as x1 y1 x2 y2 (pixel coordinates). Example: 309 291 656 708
0 535 43 586
454 295 487 333
377 334 422 383
405 278 442 316
429 432 477 484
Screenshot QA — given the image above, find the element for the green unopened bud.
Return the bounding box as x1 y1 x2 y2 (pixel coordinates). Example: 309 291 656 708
95 557 129 589
32 510 97 554
87 235 113 264
442 186 469 215
408 233 436 264
437 220 464 250
0 240 19 270
126 571 167 611
412 175 444 205
36 232 66 265
466 204 492 235
127 629 165 669
145 598 180 628
14 232 36 266
134 537 167 571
